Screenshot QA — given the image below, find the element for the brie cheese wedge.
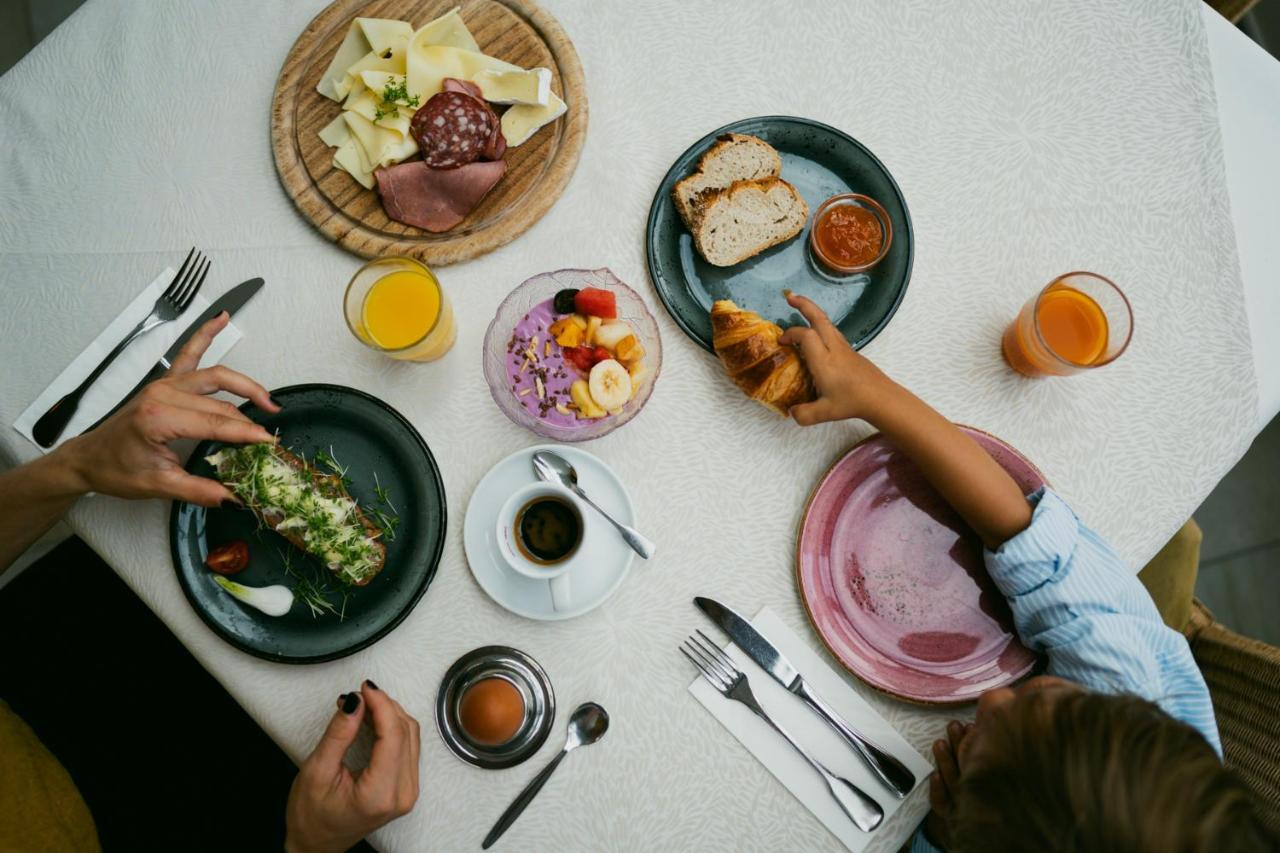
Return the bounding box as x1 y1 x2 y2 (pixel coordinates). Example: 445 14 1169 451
474 67 551 106
501 90 567 146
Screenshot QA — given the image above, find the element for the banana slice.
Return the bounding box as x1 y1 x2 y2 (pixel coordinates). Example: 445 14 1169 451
588 359 632 411
593 321 634 351
570 379 606 418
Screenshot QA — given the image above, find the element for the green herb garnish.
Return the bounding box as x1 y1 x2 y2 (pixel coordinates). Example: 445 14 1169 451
280 547 347 621
374 76 420 122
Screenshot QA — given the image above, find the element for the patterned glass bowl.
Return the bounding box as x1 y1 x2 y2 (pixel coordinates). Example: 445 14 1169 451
482 268 662 441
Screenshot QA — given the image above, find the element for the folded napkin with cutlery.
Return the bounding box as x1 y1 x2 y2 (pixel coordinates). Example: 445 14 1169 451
688 607 933 853
13 268 242 451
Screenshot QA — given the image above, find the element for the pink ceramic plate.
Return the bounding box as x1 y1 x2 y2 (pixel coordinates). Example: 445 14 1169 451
798 428 1045 705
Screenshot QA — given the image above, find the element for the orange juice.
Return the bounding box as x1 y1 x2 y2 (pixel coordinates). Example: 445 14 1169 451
1036 287 1108 366
1002 273 1130 377
363 271 441 349
345 259 455 362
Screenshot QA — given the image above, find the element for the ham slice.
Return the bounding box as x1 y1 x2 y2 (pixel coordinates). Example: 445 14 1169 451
442 77 483 99
375 160 507 232
442 77 507 161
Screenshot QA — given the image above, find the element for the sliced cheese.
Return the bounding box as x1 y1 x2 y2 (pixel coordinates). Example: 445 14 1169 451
412 6 480 53
317 17 412 101
340 49 402 102
502 90 567 146
360 69 404 96
380 134 419 165
318 113 352 148
475 67 550 106
317 22 372 101
333 138 375 189
407 43 521 101
355 17 412 58
345 88 413 139
343 111 401 167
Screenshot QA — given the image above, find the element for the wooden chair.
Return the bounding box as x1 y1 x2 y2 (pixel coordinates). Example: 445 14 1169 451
1206 0 1262 23
1185 600 1280 837
1139 520 1280 836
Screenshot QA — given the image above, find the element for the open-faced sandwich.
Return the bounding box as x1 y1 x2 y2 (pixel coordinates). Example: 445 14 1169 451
206 443 386 587
675 133 808 266
314 7 567 233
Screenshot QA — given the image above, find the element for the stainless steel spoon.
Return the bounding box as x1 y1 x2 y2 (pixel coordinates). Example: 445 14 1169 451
532 450 655 560
482 702 610 849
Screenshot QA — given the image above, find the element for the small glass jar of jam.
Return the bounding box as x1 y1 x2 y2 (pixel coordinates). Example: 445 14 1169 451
809 193 892 276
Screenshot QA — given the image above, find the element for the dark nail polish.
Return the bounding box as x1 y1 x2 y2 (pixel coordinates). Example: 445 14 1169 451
342 693 360 714
269 395 283 409
364 679 379 691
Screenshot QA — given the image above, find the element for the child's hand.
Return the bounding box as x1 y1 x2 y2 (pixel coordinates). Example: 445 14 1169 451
925 720 971 850
777 292 895 425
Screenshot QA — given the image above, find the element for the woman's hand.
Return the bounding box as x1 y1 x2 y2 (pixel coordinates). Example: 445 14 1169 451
777 292 896 425
285 682 422 853
924 720 971 850
56 312 280 506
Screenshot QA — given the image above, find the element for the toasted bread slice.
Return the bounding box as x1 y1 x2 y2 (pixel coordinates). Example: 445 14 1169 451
207 443 387 587
673 133 781 228
691 177 809 267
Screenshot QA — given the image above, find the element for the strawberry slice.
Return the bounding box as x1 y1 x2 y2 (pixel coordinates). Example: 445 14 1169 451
562 346 598 373
562 345 613 374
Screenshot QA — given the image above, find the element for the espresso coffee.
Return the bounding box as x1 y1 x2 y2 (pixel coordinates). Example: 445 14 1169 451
514 496 581 565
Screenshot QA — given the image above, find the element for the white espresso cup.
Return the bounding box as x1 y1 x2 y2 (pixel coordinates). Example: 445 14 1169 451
495 482 586 612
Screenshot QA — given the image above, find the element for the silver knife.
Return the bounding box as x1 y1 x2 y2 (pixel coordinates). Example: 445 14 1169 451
694 596 916 798
81 277 264 434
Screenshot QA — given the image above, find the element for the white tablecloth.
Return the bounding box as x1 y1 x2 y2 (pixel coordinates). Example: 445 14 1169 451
0 2 1271 851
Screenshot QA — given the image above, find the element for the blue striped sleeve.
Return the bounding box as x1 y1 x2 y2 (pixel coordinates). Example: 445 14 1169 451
909 827 943 852
985 489 1222 755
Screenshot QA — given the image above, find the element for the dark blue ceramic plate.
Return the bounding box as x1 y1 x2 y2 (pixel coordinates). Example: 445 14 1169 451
170 384 446 664
646 116 913 352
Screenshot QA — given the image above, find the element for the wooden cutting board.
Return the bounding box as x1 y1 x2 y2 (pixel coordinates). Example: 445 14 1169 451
271 0 587 266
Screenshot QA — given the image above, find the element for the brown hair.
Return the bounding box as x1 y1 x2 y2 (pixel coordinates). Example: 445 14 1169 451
950 691 1274 853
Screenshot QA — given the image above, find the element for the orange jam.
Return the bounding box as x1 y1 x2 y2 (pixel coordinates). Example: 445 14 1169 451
814 203 884 270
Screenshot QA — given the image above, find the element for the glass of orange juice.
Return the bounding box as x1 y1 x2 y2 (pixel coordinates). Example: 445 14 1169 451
344 257 455 362
1002 272 1132 377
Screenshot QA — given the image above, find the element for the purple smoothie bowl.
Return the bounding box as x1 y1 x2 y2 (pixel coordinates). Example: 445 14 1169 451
483 268 663 441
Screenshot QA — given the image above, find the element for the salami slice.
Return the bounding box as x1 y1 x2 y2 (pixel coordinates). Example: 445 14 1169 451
442 77 507 162
411 90 493 169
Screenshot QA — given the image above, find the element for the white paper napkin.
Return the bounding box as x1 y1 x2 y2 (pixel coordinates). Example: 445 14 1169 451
689 607 933 853
13 268 242 451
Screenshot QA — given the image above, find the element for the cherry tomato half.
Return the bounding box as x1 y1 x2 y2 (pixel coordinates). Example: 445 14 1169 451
205 540 250 575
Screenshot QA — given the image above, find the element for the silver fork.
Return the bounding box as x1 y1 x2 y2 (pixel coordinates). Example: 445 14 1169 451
33 248 210 447
683 630 884 833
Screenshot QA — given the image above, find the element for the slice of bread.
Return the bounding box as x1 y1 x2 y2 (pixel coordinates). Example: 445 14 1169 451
691 177 809 267
673 133 781 228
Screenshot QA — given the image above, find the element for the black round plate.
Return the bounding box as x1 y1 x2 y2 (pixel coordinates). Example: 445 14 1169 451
646 116 913 352
170 384 446 664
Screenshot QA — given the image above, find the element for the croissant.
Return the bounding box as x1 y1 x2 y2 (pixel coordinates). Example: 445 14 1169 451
711 299 816 415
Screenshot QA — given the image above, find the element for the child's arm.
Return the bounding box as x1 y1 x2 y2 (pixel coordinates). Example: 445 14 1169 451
779 293 1031 549
783 294 1221 754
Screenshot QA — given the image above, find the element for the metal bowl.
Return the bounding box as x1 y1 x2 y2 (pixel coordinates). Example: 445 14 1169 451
435 645 556 769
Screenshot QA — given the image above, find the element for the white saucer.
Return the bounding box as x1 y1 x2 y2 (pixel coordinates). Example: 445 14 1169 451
464 444 636 620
